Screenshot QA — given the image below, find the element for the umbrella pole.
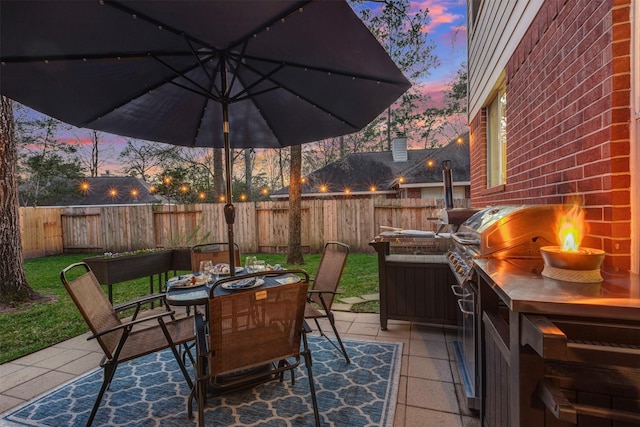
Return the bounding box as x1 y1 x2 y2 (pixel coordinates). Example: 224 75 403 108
221 60 236 277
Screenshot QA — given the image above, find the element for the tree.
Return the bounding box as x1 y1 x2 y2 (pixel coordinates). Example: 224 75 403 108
20 153 85 206
14 108 85 206
287 145 304 265
90 130 99 177
438 63 468 141
0 96 39 305
351 0 439 149
213 148 225 201
244 149 254 201
76 130 114 177
420 107 445 148
118 139 166 181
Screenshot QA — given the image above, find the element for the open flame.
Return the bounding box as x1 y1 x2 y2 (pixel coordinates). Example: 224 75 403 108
555 204 586 252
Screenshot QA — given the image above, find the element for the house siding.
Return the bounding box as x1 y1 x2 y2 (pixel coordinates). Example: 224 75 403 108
468 0 633 270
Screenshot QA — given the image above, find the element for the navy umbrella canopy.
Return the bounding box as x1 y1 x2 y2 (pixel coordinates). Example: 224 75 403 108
1 0 410 272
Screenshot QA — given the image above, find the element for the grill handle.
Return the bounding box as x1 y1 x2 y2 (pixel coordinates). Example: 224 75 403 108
521 314 640 367
457 299 474 315
452 233 480 245
450 284 470 297
538 379 640 424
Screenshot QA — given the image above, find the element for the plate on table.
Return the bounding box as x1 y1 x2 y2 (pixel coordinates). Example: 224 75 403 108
167 274 209 289
213 263 244 276
275 275 301 285
221 277 264 290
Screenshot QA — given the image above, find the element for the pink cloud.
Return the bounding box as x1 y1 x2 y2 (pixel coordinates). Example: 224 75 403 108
410 0 465 33
419 80 449 107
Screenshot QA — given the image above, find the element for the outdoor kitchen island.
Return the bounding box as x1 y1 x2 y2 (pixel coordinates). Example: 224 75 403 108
473 258 640 427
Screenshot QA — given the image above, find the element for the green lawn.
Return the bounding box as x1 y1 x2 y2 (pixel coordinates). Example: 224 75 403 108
0 252 379 364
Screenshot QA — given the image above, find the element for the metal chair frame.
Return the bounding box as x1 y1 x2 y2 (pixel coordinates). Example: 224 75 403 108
189 270 321 427
60 262 195 427
305 241 351 363
190 242 241 273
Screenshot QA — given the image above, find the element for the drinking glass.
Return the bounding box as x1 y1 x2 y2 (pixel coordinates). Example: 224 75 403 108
253 260 266 272
245 256 257 273
199 260 213 277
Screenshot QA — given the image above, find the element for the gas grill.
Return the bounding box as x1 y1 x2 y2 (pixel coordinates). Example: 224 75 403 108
447 205 560 286
444 204 561 410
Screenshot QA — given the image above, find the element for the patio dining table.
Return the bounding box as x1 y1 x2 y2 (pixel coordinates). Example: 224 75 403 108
165 268 310 400
165 269 304 307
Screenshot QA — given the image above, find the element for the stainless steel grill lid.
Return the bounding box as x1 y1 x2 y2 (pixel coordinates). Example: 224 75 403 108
455 205 561 258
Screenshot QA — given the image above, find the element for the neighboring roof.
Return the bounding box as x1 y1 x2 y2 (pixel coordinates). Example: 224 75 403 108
271 133 470 198
395 133 470 187
52 176 162 206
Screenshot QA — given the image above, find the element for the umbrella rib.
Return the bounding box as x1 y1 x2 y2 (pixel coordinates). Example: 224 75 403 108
150 54 222 103
234 60 362 130
232 52 408 87
183 34 215 85
225 0 313 51
227 64 284 103
0 51 193 64
192 74 220 147
169 80 220 103
72 53 219 127
226 42 250 100
105 0 215 51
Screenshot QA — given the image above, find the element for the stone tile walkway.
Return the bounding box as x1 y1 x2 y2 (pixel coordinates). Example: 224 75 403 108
1 309 480 427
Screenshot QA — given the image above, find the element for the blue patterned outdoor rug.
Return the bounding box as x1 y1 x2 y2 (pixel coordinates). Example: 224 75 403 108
1 337 401 427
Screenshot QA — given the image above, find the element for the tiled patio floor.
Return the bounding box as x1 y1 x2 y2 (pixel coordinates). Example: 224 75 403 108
0 310 480 427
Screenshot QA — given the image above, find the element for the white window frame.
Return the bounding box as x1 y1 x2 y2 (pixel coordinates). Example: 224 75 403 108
486 84 507 188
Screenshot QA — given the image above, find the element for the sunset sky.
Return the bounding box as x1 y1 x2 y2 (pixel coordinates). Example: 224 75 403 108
24 0 468 174
416 0 467 105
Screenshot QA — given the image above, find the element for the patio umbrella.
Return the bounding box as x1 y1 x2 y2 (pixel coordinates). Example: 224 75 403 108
0 0 410 274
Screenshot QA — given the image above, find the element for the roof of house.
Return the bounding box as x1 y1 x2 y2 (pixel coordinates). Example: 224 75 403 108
397 133 470 187
272 133 470 197
54 176 163 206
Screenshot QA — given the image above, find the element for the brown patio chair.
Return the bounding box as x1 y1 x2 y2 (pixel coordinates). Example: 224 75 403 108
189 270 320 427
190 242 241 273
60 262 195 427
305 241 351 363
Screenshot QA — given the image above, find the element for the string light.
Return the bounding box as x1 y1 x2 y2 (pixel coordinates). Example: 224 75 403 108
79 181 90 193
398 176 405 184
457 136 464 144
370 186 377 192
108 188 118 198
130 188 139 198
240 194 247 201
319 184 328 193
261 188 269 195
427 159 434 167
198 192 206 200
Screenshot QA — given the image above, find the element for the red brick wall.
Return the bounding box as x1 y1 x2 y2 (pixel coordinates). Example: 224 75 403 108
406 188 422 198
468 0 632 270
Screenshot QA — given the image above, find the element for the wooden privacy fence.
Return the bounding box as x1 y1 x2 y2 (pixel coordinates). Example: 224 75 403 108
19 198 470 259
